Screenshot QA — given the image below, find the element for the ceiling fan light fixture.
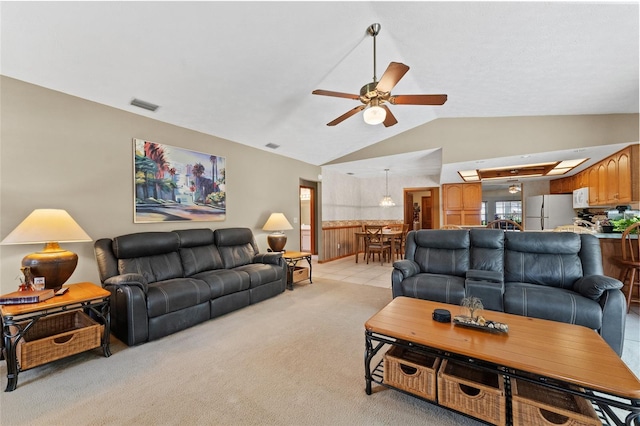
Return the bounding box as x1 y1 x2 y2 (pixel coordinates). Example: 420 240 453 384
363 105 386 125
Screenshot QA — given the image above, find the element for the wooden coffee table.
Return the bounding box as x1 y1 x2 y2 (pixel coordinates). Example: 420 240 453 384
364 297 640 425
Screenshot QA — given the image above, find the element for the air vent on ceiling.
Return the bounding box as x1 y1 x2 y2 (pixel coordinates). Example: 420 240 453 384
265 143 280 149
130 98 159 112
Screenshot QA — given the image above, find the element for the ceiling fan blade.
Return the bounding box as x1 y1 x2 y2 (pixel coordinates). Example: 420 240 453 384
312 89 360 100
326 105 366 126
389 94 448 105
381 105 397 127
375 62 410 93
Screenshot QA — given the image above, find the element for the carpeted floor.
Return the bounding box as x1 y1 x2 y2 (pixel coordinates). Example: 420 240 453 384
1 279 484 426
0 277 637 426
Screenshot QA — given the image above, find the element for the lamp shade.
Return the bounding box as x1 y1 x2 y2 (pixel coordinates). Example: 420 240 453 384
1 209 92 245
262 213 293 232
1 209 92 290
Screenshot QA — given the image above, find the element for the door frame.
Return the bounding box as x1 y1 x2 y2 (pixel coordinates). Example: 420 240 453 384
299 184 317 255
403 187 440 230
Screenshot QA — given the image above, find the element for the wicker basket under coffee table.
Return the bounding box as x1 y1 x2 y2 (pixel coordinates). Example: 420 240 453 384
1 282 110 392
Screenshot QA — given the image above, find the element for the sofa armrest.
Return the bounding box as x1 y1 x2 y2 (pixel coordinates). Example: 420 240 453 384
393 259 420 279
572 275 623 301
253 252 283 267
466 269 503 283
104 273 149 294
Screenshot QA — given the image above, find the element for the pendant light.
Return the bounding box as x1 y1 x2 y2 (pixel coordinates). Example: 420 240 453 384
379 169 396 207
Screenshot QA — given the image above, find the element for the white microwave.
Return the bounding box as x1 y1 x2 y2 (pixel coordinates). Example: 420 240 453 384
573 187 590 209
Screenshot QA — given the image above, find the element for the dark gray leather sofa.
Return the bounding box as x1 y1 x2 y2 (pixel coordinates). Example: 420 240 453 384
94 227 286 346
392 229 627 355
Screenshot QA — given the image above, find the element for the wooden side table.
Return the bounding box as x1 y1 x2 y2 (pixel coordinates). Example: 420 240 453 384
1 282 111 391
282 251 312 290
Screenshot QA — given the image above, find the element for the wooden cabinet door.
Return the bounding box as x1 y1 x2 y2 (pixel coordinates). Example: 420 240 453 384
588 167 599 205
443 184 463 210
445 212 463 225
606 157 618 204
462 183 482 209
597 163 607 205
616 149 632 203
462 210 482 225
550 179 562 194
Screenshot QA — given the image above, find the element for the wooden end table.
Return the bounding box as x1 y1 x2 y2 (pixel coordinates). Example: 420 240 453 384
365 297 640 425
282 251 312 290
1 282 111 391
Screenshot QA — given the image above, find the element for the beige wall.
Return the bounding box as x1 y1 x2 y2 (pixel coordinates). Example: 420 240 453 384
0 77 321 293
327 114 640 165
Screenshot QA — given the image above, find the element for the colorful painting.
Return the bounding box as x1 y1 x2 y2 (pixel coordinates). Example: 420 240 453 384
133 138 226 223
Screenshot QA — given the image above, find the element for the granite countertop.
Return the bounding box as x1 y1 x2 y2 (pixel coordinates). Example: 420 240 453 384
594 232 638 239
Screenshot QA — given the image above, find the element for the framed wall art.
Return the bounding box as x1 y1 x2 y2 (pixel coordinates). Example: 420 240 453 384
133 138 226 223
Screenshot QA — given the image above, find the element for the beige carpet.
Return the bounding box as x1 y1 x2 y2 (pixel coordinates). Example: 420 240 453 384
1 279 485 426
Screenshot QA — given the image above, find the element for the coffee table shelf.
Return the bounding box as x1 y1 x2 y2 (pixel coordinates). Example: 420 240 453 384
364 297 640 426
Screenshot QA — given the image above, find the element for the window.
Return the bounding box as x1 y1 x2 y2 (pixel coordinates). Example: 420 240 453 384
494 201 522 223
481 201 487 225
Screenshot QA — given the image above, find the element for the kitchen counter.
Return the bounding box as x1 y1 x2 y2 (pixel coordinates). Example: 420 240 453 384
593 233 638 239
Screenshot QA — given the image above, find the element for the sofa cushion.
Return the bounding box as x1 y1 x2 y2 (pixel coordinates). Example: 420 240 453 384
470 229 504 272
398 273 466 305
215 228 258 268
504 232 583 289
504 282 602 330
411 230 470 277
573 275 623 301
192 269 251 298
146 278 211 318
118 252 184 284
113 232 180 258
233 263 284 289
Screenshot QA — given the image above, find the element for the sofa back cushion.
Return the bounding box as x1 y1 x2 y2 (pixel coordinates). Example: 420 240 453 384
174 229 224 276
214 228 258 269
470 229 504 272
407 230 470 277
112 232 184 283
504 232 583 289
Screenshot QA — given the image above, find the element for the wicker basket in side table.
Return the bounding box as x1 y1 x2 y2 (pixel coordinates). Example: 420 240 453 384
13 311 103 370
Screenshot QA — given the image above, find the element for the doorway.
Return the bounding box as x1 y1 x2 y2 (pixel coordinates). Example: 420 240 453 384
403 187 440 230
299 184 316 254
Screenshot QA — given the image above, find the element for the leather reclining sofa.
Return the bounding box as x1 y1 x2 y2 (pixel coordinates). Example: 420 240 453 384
392 229 627 355
94 227 286 346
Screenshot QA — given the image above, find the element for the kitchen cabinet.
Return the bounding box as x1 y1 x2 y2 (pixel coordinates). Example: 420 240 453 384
589 167 599 205
443 183 482 226
550 145 638 205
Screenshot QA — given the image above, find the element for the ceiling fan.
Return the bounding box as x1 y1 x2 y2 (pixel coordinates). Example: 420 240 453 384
312 23 448 127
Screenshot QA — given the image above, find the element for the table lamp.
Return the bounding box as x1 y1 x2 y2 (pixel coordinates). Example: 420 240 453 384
262 212 293 252
1 209 92 290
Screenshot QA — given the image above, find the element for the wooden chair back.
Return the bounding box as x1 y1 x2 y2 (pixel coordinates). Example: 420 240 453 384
486 219 523 231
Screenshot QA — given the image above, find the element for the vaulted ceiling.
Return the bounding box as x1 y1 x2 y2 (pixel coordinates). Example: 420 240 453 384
2 2 638 175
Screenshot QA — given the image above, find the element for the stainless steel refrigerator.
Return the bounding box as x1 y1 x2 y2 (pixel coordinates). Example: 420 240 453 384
524 194 575 231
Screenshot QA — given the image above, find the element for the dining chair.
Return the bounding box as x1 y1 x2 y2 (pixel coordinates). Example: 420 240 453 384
486 219 523 231
614 222 640 312
393 223 410 260
364 225 391 265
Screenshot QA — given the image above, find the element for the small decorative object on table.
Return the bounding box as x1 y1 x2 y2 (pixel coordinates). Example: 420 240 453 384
432 308 451 323
454 296 509 333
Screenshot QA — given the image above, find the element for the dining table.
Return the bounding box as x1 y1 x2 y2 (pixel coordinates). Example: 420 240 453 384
354 229 403 263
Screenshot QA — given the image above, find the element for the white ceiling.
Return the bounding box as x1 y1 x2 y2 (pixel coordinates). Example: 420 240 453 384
1 2 638 178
